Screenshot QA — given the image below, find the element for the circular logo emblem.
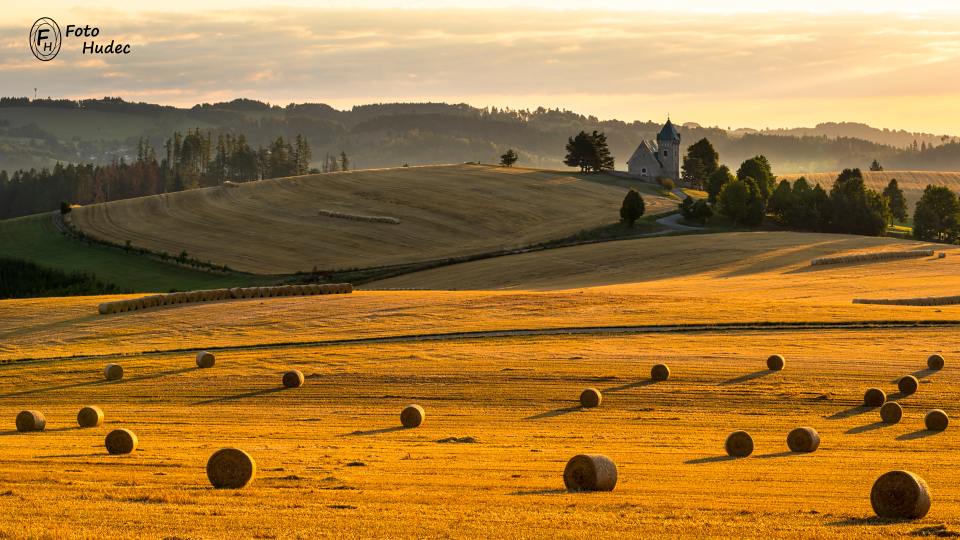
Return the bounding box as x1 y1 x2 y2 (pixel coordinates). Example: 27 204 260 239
29 18 61 61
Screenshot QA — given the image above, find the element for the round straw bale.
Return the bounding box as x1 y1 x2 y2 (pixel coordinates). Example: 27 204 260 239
725 430 753 457
767 354 785 371
400 404 425 428
928 354 945 370
229 288 242 299
77 405 104 428
579 388 602 408
563 454 618 492
863 387 887 407
787 427 820 453
98 303 113 315
105 428 138 454
308 284 322 295
257 287 270 298
650 363 670 382
207 448 257 489
342 283 354 293
282 370 304 388
196 351 215 369
104 363 124 381
880 402 903 424
925 409 949 432
871 470 931 519
899 375 919 396
15 410 45 432
318 284 332 294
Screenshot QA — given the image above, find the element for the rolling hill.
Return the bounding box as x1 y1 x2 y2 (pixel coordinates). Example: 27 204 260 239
69 164 675 274
780 170 960 211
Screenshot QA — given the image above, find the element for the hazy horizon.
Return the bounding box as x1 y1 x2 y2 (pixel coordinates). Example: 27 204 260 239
5 2 960 133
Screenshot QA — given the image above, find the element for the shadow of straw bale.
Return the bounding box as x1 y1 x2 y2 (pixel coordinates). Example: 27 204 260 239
342 426 407 437
510 489 566 496
685 455 738 464
524 405 583 421
891 369 937 383
846 422 889 435
602 380 657 393
827 516 912 527
719 370 773 386
825 405 873 420
897 430 940 441
0 378 109 399
194 386 287 405
755 451 799 459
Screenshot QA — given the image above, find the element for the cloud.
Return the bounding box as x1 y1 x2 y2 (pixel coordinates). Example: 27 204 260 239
2 9 960 131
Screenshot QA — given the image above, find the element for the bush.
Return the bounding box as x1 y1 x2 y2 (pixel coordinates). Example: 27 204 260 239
658 177 675 190
0 257 119 298
679 196 712 225
59 201 72 214
619 189 645 226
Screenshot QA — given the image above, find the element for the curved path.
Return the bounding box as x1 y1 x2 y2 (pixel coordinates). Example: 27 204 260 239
7 319 959 365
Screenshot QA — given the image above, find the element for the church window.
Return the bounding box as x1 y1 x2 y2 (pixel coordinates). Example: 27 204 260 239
663 150 668 157
641 168 647 174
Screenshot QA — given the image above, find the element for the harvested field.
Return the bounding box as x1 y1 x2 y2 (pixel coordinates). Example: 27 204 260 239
69 164 675 274
1 329 959 537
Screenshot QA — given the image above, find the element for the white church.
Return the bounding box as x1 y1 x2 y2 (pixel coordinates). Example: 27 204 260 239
626 119 681 182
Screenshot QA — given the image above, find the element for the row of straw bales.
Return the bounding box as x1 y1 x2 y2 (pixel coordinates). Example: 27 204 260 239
318 209 402 225
97 283 353 315
811 249 935 266
853 295 960 307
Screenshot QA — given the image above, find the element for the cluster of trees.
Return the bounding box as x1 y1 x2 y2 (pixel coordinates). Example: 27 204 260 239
0 257 121 298
564 131 614 172
675 137 922 238
0 131 325 219
914 185 960 243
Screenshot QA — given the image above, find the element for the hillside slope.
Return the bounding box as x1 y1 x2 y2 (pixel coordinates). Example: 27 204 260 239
70 164 674 274
368 231 950 291
781 170 960 211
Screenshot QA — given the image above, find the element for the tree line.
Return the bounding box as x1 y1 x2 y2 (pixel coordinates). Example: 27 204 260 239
0 131 353 219
0 257 121 299
671 137 960 243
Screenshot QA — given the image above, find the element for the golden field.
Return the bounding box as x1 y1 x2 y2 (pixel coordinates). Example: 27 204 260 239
2 329 960 538
781 170 960 211
69 164 674 274
4 231 960 537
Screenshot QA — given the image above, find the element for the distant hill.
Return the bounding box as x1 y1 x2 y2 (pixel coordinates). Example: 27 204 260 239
2 97 960 178
68 164 675 274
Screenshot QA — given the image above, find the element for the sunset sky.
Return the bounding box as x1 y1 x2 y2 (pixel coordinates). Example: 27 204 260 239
4 1 960 133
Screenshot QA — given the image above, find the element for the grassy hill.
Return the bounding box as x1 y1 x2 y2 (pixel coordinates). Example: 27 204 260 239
0 213 266 292
780 170 960 211
69 164 675 274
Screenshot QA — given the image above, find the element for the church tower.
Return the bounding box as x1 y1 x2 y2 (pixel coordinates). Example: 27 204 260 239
655 118 681 182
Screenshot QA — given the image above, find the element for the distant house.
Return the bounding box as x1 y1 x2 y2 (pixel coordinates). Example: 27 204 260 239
626 119 681 182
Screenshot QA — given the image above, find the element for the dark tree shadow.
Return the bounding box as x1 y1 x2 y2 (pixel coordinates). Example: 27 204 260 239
603 380 657 393
341 426 407 437
524 405 583 421
194 386 287 405
825 405 873 420
846 422 889 434
897 430 941 441
685 455 738 464
719 370 774 386
510 489 566 496
755 451 799 459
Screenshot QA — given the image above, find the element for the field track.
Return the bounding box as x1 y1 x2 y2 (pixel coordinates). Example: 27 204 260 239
5 319 960 365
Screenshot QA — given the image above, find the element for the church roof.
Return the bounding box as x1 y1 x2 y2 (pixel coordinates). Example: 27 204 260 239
656 118 680 142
